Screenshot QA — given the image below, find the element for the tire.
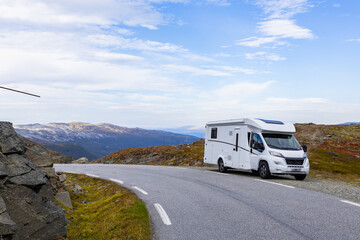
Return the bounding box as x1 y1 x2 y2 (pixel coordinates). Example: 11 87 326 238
218 159 227 173
259 161 271 179
294 174 306 181
251 170 258 175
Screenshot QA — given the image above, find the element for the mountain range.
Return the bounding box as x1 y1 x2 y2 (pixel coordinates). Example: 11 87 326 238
14 122 199 161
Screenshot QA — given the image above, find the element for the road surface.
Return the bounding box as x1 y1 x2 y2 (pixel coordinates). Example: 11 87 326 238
54 164 360 240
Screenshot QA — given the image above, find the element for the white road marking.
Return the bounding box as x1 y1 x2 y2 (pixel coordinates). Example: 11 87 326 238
154 204 172 226
341 200 360 208
110 178 124 185
132 186 148 195
206 171 229 176
86 174 99 178
255 179 295 189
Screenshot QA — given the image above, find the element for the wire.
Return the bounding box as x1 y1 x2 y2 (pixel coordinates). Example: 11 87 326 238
0 86 40 98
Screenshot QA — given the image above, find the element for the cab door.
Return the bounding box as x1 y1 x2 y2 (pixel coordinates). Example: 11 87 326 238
250 132 265 170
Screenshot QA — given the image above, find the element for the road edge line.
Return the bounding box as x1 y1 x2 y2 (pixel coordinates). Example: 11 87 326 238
132 186 148 195
340 200 360 208
110 178 124 185
254 179 295 189
86 174 99 178
154 203 172 225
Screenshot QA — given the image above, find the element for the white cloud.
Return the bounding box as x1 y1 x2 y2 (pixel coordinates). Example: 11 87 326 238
333 4 341 8
212 66 256 75
267 97 328 104
236 36 281 47
162 64 231 76
215 81 274 100
258 19 314 39
0 0 172 30
206 0 231 6
255 0 309 19
245 51 286 61
237 0 313 48
348 38 360 43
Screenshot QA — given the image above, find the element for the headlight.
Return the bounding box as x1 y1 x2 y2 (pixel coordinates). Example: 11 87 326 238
269 151 284 158
303 153 307 158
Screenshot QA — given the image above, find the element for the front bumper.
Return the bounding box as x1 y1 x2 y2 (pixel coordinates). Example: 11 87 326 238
269 160 309 175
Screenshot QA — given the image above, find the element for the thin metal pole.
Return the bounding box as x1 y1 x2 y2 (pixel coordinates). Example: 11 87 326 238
0 86 40 98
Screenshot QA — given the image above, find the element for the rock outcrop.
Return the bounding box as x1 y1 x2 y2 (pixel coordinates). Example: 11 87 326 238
0 122 67 240
72 157 88 164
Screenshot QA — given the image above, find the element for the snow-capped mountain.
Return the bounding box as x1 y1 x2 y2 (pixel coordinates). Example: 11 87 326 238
14 122 200 161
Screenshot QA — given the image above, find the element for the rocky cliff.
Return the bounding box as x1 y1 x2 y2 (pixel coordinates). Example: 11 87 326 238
0 122 66 240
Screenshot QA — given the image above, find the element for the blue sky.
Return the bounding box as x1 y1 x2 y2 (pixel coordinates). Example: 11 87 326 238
0 0 359 128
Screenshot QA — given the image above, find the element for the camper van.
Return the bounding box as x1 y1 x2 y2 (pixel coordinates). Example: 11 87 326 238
204 118 309 180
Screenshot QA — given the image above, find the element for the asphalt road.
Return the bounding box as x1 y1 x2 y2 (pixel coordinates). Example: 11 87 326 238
54 164 360 240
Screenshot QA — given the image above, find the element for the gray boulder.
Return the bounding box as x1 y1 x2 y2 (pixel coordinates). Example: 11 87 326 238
0 212 17 236
9 169 47 187
2 185 66 240
0 160 7 178
0 122 25 155
72 157 88 164
55 191 73 209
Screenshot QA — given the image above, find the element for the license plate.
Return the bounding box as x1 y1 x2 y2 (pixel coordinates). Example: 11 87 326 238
291 169 300 172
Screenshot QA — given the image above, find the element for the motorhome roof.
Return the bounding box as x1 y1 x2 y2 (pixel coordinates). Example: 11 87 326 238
206 118 296 133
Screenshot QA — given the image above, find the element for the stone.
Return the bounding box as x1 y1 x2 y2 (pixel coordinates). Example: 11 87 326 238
23 145 53 168
73 184 82 195
2 185 66 240
41 167 56 177
0 159 7 178
9 169 47 187
72 157 88 164
0 122 26 155
55 191 73 209
58 174 67 182
0 196 6 214
0 212 17 236
3 154 35 177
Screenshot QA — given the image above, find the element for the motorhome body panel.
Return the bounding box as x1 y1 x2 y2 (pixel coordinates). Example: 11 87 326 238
204 118 309 176
204 123 251 169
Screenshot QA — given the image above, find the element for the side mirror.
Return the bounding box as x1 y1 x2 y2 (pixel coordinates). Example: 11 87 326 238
302 144 307 153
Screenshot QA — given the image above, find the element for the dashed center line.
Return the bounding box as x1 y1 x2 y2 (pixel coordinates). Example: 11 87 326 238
154 203 172 225
110 178 124 185
341 200 360 208
255 179 295 189
86 174 99 178
132 186 148 195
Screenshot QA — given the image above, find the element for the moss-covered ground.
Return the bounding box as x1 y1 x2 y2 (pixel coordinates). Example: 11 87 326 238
65 174 151 240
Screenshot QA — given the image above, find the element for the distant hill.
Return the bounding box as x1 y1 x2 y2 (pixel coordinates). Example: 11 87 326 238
156 126 205 138
95 124 360 184
15 122 199 161
94 139 206 166
338 122 360 125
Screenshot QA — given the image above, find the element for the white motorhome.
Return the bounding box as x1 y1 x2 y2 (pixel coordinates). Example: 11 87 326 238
204 118 309 180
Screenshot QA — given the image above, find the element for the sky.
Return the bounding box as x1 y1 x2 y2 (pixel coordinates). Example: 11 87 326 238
0 0 359 129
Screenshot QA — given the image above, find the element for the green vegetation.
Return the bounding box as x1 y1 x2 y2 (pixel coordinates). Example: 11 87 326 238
295 124 360 184
96 139 208 166
65 174 151 240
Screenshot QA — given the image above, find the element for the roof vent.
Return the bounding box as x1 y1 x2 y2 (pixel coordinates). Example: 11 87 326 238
257 118 284 125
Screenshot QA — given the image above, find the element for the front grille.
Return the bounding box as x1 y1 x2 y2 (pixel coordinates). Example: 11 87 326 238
285 158 304 165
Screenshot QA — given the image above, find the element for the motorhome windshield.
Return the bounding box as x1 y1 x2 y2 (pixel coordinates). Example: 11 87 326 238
262 133 302 150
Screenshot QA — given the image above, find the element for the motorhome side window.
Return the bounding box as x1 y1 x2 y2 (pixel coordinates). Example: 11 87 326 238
251 133 264 151
211 128 217 139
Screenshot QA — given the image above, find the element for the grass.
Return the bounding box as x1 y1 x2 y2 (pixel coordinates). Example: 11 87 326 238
65 174 151 240
295 124 360 185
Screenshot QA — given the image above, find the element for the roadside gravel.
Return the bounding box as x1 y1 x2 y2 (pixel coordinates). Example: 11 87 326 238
187 166 360 204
